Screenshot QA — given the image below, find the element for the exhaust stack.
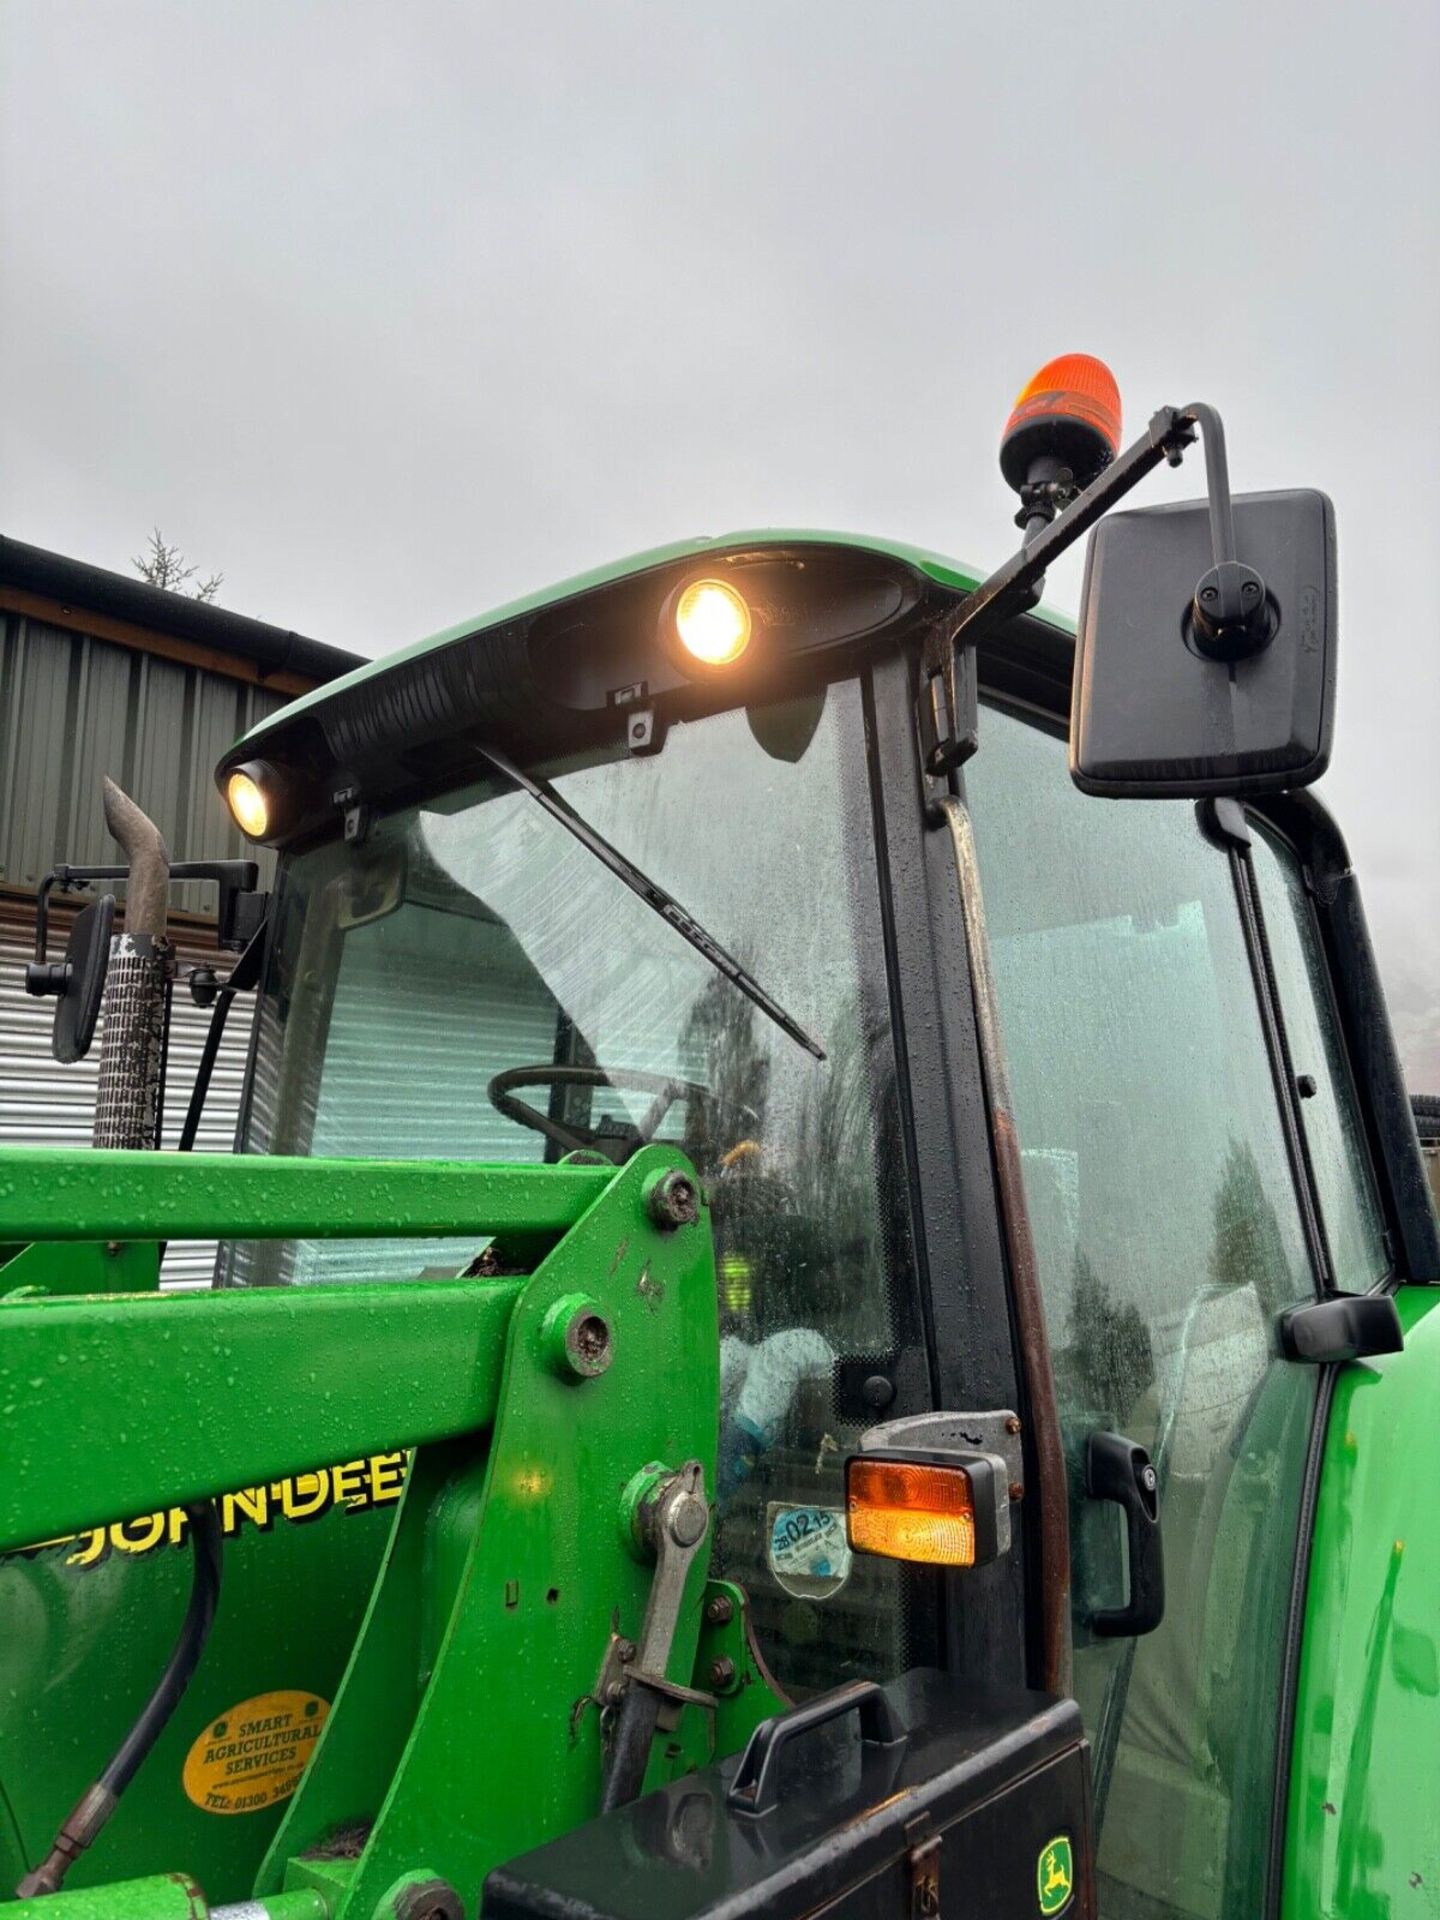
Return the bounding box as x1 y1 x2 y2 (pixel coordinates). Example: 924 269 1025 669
92 778 172 1150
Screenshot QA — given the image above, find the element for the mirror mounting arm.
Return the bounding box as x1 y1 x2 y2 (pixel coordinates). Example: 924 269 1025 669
919 405 1205 781
1183 403 1275 661
30 858 261 969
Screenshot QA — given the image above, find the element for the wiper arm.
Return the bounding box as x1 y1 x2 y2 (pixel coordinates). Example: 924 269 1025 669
475 742 825 1062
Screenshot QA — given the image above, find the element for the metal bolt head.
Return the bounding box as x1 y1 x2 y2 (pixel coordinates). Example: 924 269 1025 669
1140 1464 1158 1495
646 1168 700 1230
566 1309 612 1376
540 1293 613 1380
704 1593 735 1628
393 1879 464 1920
708 1656 738 1693
1008 1481 1024 1503
667 1491 708 1548
604 1679 627 1707
861 1373 895 1411
1004 1415 1023 1436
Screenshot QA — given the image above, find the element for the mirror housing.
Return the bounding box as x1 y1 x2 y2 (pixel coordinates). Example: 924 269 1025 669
1071 488 1337 797
48 896 114 1064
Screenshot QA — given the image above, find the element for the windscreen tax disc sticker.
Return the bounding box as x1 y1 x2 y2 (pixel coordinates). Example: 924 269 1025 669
766 1503 852 1599
183 1689 329 1815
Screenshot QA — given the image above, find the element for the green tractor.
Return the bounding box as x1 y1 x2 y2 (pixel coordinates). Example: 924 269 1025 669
2 359 1435 1920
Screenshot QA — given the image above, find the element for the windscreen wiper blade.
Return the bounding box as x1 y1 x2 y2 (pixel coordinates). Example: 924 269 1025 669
475 742 825 1062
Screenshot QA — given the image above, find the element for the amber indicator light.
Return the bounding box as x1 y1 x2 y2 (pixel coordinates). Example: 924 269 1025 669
846 1456 978 1567
1003 352 1122 459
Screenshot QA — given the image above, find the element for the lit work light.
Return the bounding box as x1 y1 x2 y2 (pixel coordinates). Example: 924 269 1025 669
225 768 271 840
673 578 752 667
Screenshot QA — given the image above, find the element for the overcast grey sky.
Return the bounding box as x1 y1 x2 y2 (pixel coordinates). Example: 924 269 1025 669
3 2 1437 1081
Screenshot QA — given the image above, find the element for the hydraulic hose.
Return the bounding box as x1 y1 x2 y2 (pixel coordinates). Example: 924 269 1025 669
16 1502 223 1899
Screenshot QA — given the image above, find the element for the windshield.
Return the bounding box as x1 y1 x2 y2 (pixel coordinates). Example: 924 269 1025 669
231 679 928 1693
236 685 885 1283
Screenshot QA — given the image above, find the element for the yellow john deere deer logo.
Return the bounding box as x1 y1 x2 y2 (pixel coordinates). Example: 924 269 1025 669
1037 1834 1074 1916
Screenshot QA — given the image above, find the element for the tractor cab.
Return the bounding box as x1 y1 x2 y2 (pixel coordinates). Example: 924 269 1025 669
3 361 1436 1919
222 539 960 1710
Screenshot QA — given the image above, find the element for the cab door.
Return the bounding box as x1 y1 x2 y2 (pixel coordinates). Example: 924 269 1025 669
962 701 1390 1920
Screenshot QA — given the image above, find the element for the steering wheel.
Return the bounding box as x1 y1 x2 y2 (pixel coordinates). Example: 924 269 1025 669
487 1063 749 1164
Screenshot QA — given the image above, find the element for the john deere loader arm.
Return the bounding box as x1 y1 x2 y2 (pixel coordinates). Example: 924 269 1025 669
0 1144 776 1919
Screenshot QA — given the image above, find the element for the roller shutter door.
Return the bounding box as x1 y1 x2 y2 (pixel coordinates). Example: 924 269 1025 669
0 889 256 1285
229 903 562 1287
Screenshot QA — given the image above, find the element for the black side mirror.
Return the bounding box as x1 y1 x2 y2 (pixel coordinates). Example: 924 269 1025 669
1072 487 1337 797
25 895 115 1063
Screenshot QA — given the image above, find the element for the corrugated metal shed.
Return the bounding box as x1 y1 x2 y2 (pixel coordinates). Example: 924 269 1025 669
0 539 362 1282
0 612 289 912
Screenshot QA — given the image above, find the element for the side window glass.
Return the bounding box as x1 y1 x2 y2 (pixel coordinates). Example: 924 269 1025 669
966 706 1320 1920
967 715 1315 1415
1248 825 1389 1289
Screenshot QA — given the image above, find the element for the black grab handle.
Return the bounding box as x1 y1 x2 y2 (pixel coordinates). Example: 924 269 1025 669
727 1680 906 1817
1086 1432 1165 1639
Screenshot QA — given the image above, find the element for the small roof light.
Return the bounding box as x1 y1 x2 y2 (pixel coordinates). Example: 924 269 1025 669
226 769 270 840
674 578 752 668
1000 353 1122 494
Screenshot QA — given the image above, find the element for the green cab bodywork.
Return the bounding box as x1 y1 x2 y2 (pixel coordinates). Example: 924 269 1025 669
1284 1284 1440 1918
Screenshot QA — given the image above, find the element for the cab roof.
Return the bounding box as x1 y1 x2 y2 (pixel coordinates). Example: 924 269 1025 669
231 529 1073 757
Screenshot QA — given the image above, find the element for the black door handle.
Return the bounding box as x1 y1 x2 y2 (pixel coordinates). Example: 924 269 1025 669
1085 1431 1165 1638
727 1679 906 1816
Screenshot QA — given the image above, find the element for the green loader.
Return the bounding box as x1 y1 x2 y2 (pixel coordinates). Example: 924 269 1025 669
2 358 1436 1920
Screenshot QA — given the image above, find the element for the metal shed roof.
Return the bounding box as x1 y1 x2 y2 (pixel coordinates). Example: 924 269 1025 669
0 535 363 687
0 537 363 909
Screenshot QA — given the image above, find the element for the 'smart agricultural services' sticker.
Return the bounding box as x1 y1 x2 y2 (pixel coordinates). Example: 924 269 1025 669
766 1503 852 1600
183 1689 329 1816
